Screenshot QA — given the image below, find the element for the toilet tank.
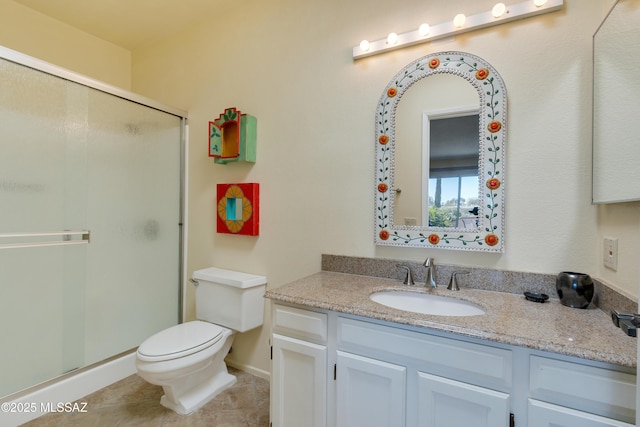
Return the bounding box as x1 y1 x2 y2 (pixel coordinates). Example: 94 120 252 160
192 267 267 332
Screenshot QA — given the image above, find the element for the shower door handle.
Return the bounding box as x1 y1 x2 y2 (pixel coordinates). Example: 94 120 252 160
0 230 90 249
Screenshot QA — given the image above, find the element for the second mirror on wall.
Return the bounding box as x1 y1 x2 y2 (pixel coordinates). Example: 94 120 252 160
592 0 640 204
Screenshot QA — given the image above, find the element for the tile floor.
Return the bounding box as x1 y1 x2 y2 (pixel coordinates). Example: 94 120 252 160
21 367 270 427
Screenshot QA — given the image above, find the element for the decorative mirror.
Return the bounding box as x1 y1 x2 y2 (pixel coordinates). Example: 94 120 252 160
374 51 507 251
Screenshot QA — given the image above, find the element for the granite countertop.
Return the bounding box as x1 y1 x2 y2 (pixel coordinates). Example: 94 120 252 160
264 271 637 368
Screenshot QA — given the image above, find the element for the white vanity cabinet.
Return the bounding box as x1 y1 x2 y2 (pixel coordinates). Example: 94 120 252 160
336 316 513 427
271 304 328 427
270 303 636 427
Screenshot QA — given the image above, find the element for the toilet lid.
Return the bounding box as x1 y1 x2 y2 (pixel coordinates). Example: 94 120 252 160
137 321 226 362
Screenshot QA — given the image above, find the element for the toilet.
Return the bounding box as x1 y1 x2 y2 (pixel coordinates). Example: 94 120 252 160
135 267 267 415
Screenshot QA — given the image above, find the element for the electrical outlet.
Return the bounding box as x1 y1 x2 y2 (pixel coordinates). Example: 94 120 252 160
603 237 618 271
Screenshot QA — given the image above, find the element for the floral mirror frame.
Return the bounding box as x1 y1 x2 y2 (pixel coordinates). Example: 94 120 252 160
374 51 507 252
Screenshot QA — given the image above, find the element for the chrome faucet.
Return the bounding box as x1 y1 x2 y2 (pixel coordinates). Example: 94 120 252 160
423 257 437 288
397 265 414 285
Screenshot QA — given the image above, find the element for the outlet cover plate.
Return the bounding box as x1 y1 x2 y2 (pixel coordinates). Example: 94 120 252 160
603 237 618 271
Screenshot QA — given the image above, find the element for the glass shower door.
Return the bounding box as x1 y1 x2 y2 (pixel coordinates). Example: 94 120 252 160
0 59 89 396
82 85 182 365
0 54 182 397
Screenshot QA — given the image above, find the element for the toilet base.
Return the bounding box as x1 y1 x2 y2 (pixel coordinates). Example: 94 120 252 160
160 368 237 415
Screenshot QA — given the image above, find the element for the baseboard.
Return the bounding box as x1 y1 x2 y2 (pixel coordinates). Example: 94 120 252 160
0 352 136 426
226 358 271 381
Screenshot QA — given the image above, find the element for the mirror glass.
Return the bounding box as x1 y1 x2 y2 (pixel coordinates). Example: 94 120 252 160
394 73 480 227
593 0 640 203
375 51 507 252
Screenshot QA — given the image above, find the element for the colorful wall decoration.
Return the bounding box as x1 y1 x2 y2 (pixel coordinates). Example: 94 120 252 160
216 183 259 236
209 107 257 165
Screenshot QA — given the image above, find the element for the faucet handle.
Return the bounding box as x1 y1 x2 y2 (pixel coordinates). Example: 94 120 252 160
447 270 469 291
396 265 415 286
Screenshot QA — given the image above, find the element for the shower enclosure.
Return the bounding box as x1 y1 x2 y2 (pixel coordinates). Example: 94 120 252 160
0 47 186 398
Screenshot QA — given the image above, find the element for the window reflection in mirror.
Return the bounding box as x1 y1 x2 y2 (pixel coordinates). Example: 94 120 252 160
428 113 479 228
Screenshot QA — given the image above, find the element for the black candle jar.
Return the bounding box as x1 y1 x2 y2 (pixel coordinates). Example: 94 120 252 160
555 272 594 309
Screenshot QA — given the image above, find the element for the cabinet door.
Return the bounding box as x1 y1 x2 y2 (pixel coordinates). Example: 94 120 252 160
336 351 406 427
271 334 327 427
528 399 635 427
417 371 510 427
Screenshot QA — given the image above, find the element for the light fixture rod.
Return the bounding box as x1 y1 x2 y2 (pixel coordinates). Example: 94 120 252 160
353 0 563 59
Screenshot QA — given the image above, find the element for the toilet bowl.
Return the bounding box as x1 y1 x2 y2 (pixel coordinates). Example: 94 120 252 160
135 267 267 415
136 321 235 415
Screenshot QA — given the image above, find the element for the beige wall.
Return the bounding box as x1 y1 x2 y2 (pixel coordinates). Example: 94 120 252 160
129 0 639 375
1 0 637 377
0 0 131 89
597 202 640 299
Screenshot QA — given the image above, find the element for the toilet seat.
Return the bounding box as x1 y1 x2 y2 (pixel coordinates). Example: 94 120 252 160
137 321 226 362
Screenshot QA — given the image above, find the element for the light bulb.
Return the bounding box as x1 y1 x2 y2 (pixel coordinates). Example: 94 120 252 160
533 0 547 6
453 14 466 28
359 40 370 52
492 3 506 18
418 23 430 36
387 32 398 45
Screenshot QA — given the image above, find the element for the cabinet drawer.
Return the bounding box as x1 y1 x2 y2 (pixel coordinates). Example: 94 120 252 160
529 355 636 423
337 317 511 389
528 399 634 427
272 304 327 343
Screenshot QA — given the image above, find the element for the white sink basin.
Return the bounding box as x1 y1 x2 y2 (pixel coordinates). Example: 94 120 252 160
370 290 485 316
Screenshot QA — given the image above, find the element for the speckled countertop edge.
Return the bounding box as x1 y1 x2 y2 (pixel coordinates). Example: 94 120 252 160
265 271 637 368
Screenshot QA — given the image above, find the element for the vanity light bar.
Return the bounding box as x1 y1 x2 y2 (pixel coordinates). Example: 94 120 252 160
353 0 563 59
